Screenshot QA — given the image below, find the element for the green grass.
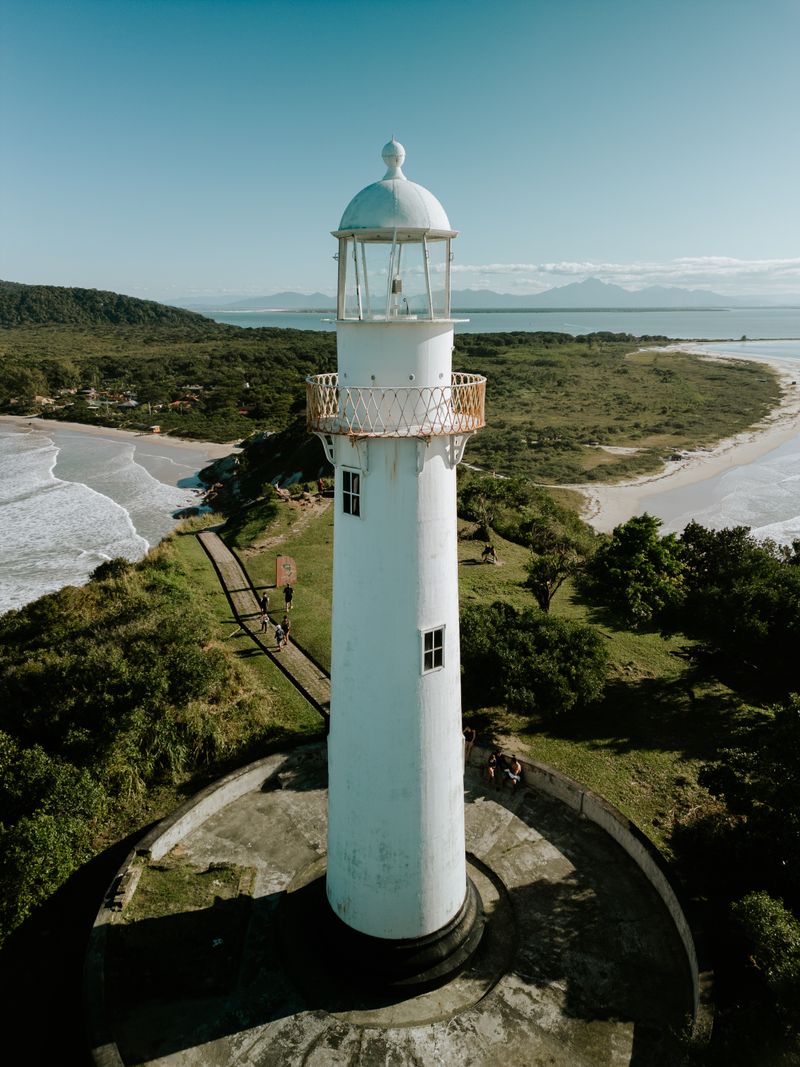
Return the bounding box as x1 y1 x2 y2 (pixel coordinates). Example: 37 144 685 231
109 859 257 1001
124 861 250 922
220 498 280 552
171 527 323 738
229 499 335 671
455 336 781 483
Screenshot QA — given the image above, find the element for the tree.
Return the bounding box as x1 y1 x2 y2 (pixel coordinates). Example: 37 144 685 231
0 732 107 939
584 513 684 626
458 475 531 541
731 891 800 1021
699 694 800 900
677 522 800 696
525 518 591 612
461 602 608 718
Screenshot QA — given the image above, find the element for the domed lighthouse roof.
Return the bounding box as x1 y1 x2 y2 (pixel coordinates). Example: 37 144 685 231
333 139 456 240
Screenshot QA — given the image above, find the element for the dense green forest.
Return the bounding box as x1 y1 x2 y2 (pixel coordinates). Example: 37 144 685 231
0 280 208 327
0 322 336 441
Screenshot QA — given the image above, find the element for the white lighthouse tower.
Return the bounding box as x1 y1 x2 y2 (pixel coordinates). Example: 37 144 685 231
307 139 486 984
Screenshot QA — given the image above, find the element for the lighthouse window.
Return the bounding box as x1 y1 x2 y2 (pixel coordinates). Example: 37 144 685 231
342 469 361 516
422 626 445 673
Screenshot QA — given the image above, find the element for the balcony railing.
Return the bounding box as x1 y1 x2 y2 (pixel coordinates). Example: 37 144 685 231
306 372 486 438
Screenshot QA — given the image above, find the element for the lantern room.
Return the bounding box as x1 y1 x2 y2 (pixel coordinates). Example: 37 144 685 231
332 138 456 322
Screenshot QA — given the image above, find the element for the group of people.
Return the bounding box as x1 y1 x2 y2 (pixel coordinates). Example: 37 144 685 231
463 726 523 791
257 584 295 652
486 749 523 790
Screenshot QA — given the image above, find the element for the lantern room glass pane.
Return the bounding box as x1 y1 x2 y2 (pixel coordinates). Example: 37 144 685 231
339 237 451 321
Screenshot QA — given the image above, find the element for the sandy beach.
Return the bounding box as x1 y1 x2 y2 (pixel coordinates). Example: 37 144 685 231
575 344 800 532
0 415 239 486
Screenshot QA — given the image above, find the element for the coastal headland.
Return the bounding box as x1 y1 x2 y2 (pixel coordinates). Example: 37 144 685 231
576 342 800 532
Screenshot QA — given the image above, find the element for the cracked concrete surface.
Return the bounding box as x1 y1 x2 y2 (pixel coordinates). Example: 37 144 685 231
98 745 694 1066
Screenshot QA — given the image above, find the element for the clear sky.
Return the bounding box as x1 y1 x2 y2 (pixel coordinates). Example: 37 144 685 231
2 0 799 303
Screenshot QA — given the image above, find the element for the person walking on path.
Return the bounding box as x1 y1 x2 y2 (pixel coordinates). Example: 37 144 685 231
259 590 270 614
281 614 291 647
274 623 284 652
284 584 294 611
259 609 268 633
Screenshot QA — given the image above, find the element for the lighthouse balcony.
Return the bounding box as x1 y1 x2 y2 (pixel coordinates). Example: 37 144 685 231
306 372 486 438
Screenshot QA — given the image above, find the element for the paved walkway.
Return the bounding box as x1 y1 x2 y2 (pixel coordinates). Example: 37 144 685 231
99 745 694 1066
197 529 330 718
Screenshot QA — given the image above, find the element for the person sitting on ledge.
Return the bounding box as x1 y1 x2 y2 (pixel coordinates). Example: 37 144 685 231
485 749 505 790
503 755 523 790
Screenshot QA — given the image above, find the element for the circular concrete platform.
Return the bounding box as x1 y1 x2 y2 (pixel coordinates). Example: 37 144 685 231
87 744 697 1066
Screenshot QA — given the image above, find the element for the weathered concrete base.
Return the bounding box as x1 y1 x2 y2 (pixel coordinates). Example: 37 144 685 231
87 744 697 1066
280 866 486 993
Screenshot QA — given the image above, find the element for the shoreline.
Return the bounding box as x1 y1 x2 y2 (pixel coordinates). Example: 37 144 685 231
0 416 239 488
574 343 800 532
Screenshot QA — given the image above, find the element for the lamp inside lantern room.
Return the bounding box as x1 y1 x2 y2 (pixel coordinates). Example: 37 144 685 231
336 229 452 321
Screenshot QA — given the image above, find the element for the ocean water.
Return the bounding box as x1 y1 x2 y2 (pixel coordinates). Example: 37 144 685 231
204 306 800 340
0 425 222 615
645 340 800 544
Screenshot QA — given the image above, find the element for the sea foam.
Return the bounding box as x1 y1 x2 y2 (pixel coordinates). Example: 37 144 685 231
0 428 207 615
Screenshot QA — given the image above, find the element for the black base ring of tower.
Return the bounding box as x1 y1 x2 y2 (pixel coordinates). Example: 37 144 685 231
325 875 486 991
279 874 486 995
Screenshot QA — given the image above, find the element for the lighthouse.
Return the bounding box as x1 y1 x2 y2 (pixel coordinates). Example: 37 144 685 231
307 139 486 985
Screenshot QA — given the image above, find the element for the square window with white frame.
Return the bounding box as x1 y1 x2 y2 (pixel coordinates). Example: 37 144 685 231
342 468 361 516
422 626 445 673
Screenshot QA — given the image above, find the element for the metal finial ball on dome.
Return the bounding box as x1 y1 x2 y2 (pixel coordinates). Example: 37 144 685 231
382 138 406 172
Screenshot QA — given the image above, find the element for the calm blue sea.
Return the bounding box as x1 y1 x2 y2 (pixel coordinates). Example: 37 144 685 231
203 306 800 340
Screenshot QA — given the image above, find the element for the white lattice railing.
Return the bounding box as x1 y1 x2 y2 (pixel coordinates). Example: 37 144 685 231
306 372 486 438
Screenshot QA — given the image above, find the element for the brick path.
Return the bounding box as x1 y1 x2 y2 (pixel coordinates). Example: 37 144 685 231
196 529 330 720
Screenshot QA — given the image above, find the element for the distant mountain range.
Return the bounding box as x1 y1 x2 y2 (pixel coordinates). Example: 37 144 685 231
176 278 771 312
452 278 758 309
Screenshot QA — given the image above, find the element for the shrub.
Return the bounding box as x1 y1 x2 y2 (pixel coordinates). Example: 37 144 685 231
583 513 684 626
461 602 608 718
731 891 800 1020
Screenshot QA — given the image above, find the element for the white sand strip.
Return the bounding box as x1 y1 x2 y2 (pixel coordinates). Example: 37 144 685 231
0 415 239 488
572 344 800 532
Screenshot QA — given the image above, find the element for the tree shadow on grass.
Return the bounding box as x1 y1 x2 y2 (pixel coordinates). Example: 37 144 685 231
519 673 746 765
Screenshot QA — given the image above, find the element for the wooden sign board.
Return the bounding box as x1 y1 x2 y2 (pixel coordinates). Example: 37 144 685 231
276 555 297 587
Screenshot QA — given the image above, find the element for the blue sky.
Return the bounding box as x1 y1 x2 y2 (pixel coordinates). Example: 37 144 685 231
2 0 799 302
